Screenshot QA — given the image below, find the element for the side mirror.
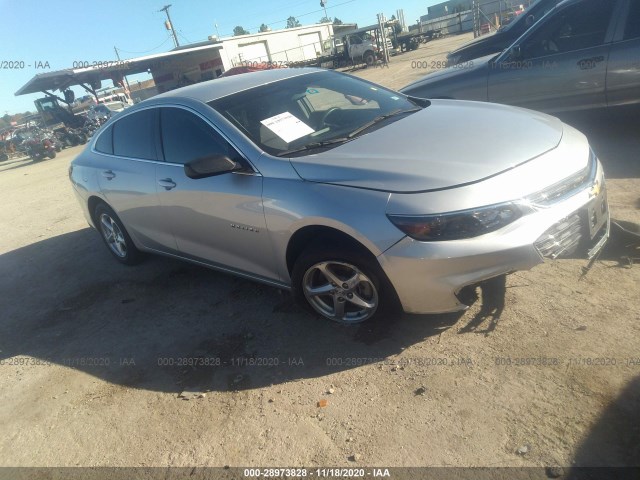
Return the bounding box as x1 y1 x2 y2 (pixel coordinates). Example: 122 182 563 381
510 45 522 60
184 154 240 179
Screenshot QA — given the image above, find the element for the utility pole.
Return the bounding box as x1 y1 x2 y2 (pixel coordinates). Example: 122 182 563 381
114 46 132 96
159 4 180 48
320 0 329 22
377 13 389 64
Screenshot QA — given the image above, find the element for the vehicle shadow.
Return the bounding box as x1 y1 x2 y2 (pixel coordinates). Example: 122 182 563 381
0 228 468 394
0 156 36 172
566 375 640 479
456 274 506 336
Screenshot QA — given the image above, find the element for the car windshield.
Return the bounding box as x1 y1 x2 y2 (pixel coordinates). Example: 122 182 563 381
499 0 557 33
208 71 424 157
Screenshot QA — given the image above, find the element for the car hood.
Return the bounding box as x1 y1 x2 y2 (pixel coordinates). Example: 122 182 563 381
450 33 502 55
289 100 564 193
402 54 494 90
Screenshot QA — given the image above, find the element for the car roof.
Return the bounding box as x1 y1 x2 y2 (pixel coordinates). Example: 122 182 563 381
154 67 323 103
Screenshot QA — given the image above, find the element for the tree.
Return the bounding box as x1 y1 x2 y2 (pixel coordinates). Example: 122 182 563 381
259 23 270 32
233 26 250 36
286 16 301 28
333 17 343 25
319 16 331 23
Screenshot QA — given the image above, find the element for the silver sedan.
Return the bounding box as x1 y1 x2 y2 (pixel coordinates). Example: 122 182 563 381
70 68 609 323
401 0 640 114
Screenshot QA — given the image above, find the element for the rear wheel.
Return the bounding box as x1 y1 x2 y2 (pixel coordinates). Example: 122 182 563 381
94 203 142 265
292 244 396 324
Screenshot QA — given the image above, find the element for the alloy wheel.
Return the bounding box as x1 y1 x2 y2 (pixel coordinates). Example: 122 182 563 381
99 213 127 258
302 261 378 323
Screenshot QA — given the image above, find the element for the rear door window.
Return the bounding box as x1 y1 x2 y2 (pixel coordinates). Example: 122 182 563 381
94 125 113 155
112 109 157 160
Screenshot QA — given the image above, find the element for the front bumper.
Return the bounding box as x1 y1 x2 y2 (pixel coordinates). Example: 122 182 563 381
378 165 609 315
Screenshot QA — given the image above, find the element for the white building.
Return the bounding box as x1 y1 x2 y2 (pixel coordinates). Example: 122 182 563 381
213 23 335 69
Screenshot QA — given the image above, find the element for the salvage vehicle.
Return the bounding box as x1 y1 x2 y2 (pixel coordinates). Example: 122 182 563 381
402 0 640 114
87 102 126 124
13 127 59 159
70 68 609 323
22 132 57 160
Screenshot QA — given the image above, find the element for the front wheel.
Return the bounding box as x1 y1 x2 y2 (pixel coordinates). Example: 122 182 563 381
94 203 142 265
47 150 56 159
363 51 376 67
292 245 395 324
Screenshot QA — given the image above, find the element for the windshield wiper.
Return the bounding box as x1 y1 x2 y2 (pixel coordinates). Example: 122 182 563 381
346 107 422 139
276 137 350 157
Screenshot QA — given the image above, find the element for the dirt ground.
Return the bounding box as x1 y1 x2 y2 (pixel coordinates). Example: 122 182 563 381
1 33 639 474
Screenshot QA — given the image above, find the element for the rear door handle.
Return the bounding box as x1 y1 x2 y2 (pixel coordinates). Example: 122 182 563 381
158 178 177 190
101 170 116 180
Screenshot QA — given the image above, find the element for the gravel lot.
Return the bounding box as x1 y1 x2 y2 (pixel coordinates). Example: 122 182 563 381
1 33 639 473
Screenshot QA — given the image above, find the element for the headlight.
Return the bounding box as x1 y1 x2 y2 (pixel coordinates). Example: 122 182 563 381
387 203 522 241
526 150 597 207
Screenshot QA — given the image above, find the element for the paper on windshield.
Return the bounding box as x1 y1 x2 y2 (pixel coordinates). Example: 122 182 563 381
260 112 314 143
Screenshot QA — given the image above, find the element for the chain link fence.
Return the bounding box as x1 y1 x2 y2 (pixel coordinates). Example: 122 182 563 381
419 0 536 38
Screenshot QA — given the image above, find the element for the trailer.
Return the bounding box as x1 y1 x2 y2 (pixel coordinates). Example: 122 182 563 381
396 29 443 52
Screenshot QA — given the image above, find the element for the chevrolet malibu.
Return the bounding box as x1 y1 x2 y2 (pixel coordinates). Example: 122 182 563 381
69 68 609 324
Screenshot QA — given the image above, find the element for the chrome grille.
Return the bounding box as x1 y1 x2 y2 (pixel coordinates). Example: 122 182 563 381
534 214 583 259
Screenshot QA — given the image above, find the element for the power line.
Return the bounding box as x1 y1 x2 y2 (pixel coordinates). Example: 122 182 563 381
177 31 193 44
116 35 173 54
217 0 356 37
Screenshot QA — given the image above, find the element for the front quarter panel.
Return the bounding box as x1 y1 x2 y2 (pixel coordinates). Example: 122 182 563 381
262 178 403 283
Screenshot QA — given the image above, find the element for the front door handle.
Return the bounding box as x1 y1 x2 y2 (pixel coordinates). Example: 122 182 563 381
101 170 116 180
158 178 177 190
577 56 604 70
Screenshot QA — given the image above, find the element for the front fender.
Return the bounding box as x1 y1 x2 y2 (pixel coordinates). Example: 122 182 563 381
262 178 404 282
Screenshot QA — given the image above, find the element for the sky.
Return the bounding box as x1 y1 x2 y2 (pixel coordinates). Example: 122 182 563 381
0 0 439 115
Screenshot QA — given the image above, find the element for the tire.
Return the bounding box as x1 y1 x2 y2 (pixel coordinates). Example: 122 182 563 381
47 150 56 159
94 203 142 265
363 51 376 67
291 243 398 324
